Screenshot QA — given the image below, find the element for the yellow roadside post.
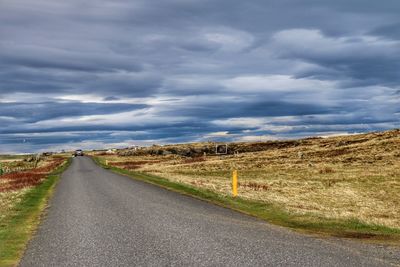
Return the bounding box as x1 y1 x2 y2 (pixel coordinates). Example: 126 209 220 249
232 169 238 197
105 160 108 166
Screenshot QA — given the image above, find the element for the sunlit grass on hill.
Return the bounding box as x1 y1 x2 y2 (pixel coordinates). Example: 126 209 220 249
93 129 400 239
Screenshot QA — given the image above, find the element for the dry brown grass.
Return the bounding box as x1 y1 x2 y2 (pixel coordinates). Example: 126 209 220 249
0 156 67 221
0 156 70 266
94 129 400 229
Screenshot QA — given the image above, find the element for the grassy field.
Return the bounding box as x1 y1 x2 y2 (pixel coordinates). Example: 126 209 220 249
0 155 69 267
92 129 400 240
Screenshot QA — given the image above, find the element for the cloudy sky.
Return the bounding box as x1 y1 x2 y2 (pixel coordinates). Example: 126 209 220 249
1 0 399 153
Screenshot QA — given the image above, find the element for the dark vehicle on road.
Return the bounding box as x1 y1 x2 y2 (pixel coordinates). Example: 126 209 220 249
74 149 84 156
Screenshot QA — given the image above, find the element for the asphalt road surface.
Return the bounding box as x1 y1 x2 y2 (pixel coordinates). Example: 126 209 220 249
20 157 400 266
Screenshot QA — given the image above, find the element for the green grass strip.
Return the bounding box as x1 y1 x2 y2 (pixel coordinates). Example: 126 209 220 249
0 159 71 267
92 156 400 244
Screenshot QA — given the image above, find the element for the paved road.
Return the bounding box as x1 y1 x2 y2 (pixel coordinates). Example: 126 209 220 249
21 157 399 266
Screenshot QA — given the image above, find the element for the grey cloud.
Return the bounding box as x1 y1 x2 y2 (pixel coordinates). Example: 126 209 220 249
0 102 148 123
272 29 400 86
160 100 336 119
0 43 143 73
1 0 400 152
370 23 400 39
103 96 120 101
0 67 161 97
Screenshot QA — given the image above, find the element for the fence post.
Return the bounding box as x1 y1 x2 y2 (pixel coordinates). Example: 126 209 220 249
232 170 238 197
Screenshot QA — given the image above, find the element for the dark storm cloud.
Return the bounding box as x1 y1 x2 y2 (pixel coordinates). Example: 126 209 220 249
271 29 400 87
370 23 400 39
0 120 211 135
0 102 148 123
0 66 161 97
1 0 400 152
160 100 336 119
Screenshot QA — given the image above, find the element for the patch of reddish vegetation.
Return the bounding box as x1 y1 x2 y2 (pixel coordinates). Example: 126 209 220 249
95 152 109 156
238 182 269 191
0 158 65 192
183 157 206 164
110 160 161 170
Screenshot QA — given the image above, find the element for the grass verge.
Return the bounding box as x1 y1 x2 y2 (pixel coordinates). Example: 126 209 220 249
92 156 400 245
0 159 71 267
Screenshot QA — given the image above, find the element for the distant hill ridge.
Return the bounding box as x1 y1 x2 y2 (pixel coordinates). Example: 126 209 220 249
116 129 400 159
